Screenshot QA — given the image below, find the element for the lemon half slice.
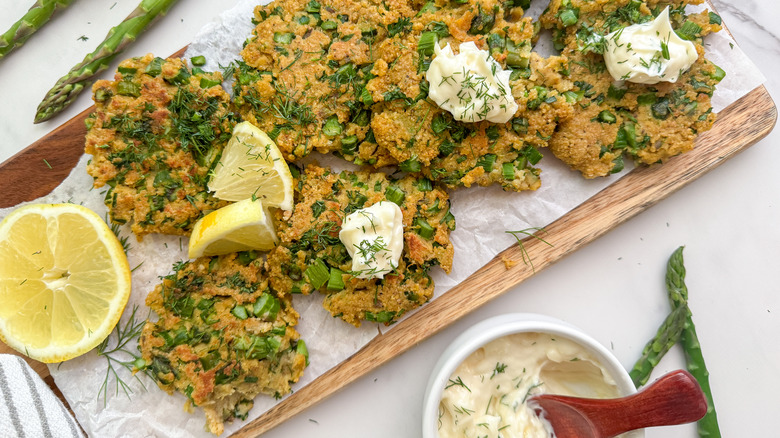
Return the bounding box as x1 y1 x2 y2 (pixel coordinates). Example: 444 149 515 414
208 121 294 210
0 204 131 363
188 198 279 258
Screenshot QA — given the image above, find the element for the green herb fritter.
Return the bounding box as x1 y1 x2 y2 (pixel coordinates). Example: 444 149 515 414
85 54 236 237
265 164 455 326
539 0 723 178
138 252 308 436
236 0 575 191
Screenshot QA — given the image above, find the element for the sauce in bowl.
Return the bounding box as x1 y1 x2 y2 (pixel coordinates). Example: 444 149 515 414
438 332 621 438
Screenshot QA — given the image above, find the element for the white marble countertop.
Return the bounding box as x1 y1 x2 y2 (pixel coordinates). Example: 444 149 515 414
0 1 777 437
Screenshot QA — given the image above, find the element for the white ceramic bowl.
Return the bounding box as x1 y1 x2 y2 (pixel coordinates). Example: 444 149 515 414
422 313 643 438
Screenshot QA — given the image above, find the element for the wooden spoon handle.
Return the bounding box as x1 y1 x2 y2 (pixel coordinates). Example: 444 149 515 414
540 370 708 437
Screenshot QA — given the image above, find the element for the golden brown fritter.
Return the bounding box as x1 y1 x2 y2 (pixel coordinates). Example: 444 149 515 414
265 164 454 326
540 0 723 177
139 252 307 436
236 0 575 191
85 54 235 237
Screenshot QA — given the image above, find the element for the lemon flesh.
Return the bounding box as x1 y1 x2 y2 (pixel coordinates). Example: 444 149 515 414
0 204 131 363
188 198 279 258
208 121 294 210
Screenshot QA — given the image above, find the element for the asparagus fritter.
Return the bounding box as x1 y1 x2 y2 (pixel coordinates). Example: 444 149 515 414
139 252 307 436
540 0 723 178
266 164 454 326
236 0 574 191
85 54 235 237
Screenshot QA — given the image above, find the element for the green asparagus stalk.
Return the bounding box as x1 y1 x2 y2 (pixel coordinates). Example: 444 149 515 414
666 246 721 438
34 0 180 123
0 0 76 61
628 304 687 387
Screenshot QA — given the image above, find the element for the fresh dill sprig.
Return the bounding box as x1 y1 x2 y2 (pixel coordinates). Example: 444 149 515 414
505 227 552 272
106 214 131 254
96 305 151 407
445 376 471 392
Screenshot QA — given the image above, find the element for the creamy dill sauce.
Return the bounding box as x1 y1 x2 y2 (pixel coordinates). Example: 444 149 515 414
438 332 621 438
603 7 698 84
426 41 518 124
339 201 404 279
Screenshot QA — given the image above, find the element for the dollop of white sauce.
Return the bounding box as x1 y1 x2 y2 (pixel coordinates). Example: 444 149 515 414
426 41 518 124
603 7 698 84
438 332 621 438
339 201 404 279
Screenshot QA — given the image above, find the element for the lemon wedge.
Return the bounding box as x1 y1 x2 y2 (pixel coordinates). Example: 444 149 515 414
188 198 279 258
208 121 294 210
0 204 131 363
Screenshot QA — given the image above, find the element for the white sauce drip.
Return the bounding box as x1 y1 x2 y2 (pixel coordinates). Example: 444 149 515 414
438 332 621 438
426 41 518 123
603 7 698 84
339 201 404 279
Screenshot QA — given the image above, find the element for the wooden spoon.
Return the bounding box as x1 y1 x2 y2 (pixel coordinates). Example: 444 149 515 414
529 370 707 438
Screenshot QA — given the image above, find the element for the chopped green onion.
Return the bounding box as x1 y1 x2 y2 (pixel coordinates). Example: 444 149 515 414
341 135 358 155
117 66 137 75
709 12 722 25
476 154 497 172
360 87 374 105
117 81 140 97
327 268 345 291
521 145 543 165
297 340 310 365
400 157 422 173
321 20 338 31
199 77 222 89
191 55 206 66
323 115 343 136
415 217 435 239
439 140 456 156
305 259 330 288
431 113 449 133
559 8 579 27
487 33 505 53
443 209 456 231
598 110 617 124
607 84 627 100
416 178 433 191
502 162 515 180
511 117 529 134
418 31 437 56
676 21 702 41
168 68 191 85
305 0 320 13
637 93 656 105
652 98 671 120
253 293 281 320
298 15 310 24
273 32 295 44
144 57 164 77
708 64 726 82
562 90 581 103
385 185 405 206
232 305 249 320
506 50 529 69
94 88 112 103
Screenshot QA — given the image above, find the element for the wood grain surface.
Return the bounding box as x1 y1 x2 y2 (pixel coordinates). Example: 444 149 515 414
0 48 775 438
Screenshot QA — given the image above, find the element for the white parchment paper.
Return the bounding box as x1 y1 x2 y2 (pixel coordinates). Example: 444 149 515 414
0 1 765 436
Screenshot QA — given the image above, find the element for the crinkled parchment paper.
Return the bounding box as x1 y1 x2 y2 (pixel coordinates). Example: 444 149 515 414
0 1 765 436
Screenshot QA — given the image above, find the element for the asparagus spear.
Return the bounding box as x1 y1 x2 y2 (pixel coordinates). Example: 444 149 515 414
666 246 721 438
34 0 179 123
628 304 687 387
0 0 76 61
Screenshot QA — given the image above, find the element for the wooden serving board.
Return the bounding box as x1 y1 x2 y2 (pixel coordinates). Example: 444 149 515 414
0 32 776 438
